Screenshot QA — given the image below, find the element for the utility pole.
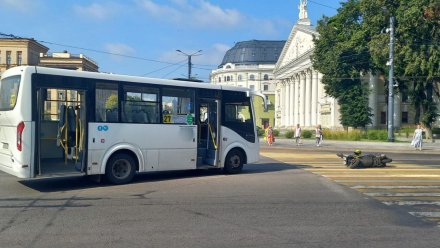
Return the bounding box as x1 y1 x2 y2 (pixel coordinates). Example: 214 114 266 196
387 16 395 142
176 50 202 80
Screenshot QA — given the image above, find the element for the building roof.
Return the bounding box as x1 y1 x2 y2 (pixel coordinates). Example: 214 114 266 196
219 40 286 67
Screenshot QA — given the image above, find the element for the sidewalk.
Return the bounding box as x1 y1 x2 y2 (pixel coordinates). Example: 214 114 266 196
261 137 440 152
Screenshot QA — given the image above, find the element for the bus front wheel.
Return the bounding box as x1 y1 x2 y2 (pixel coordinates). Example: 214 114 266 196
224 149 244 174
105 153 136 184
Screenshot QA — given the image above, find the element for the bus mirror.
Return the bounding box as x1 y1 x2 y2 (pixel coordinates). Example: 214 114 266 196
252 91 268 112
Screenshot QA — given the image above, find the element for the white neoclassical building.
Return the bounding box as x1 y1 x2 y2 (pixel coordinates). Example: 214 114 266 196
273 0 420 130
210 40 286 128
274 4 341 129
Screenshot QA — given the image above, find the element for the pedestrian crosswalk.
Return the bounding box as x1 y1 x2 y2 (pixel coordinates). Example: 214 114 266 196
261 150 440 227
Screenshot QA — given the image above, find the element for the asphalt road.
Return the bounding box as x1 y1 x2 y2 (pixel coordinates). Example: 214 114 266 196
0 142 440 248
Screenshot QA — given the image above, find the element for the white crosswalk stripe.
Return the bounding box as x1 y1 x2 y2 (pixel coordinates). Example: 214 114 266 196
383 201 440 206
261 149 440 226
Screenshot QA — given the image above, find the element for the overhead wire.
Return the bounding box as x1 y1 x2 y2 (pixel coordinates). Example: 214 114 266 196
141 59 188 76
0 32 216 75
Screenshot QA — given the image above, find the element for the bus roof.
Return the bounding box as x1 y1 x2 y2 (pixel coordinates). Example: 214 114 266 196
3 66 252 93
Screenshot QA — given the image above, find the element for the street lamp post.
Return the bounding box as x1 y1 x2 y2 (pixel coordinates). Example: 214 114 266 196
387 16 395 142
176 49 202 80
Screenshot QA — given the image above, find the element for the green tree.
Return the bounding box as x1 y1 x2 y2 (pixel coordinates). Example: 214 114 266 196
313 0 440 136
361 0 440 138
313 0 372 128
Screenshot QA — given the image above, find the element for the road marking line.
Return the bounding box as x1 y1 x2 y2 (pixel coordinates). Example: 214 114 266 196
365 192 440 197
351 185 440 189
325 175 440 178
383 201 440 206
336 180 440 182
409 212 440 218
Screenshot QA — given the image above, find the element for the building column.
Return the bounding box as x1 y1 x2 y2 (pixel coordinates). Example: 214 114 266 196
300 72 306 126
305 69 312 127
275 83 281 128
285 80 291 127
311 70 318 126
279 82 284 127
289 78 295 127
317 72 324 125
368 72 378 128
294 75 300 126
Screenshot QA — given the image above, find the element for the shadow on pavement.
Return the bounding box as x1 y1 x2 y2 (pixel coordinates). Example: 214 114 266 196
18 161 297 193
19 175 102 193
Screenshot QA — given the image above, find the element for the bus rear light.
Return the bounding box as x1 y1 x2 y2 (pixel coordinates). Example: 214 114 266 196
17 121 25 151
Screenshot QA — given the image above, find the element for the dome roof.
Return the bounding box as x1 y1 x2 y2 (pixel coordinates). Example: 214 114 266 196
219 40 286 67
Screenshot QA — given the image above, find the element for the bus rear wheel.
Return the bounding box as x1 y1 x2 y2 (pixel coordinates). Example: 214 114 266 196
105 153 136 184
224 149 244 174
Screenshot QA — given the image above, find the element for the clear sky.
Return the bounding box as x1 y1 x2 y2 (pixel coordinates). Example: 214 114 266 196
0 0 342 81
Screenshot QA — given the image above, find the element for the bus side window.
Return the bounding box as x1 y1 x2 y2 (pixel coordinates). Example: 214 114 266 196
96 83 118 122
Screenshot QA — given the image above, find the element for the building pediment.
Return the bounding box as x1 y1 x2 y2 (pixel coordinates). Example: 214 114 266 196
274 23 318 74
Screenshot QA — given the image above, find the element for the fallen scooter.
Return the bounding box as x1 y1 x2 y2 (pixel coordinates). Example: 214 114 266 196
336 149 392 169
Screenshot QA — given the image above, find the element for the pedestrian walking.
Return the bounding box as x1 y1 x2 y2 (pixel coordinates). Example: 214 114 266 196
294 124 302 146
267 126 274 146
315 124 323 147
411 124 424 150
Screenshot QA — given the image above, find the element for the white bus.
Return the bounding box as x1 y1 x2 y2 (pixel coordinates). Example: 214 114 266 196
0 66 266 184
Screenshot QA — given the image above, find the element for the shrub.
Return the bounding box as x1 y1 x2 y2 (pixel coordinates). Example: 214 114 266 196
366 129 387 141
273 129 280 137
303 130 312 138
321 129 362 141
257 127 265 137
367 131 378 140
285 130 294 139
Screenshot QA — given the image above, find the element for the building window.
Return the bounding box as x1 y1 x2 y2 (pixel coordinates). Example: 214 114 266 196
263 74 269 80
238 75 242 81
402 111 408 124
230 75 233 81
402 92 408 103
6 51 11 65
263 84 269 91
380 111 386 124
218 77 221 82
249 85 255 90
17 51 22 65
249 74 255 81
226 76 230 81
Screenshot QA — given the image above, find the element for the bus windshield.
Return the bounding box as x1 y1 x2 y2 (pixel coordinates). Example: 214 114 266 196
0 75 21 111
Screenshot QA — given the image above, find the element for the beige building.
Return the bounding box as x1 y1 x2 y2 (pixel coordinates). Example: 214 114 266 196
1 38 99 123
0 38 49 73
39 51 99 72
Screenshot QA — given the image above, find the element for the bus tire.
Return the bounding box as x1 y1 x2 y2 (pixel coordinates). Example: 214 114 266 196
224 149 244 174
105 153 136 184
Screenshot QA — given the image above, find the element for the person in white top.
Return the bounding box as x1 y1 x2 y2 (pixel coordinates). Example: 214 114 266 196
411 124 424 150
315 124 323 147
294 124 302 146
